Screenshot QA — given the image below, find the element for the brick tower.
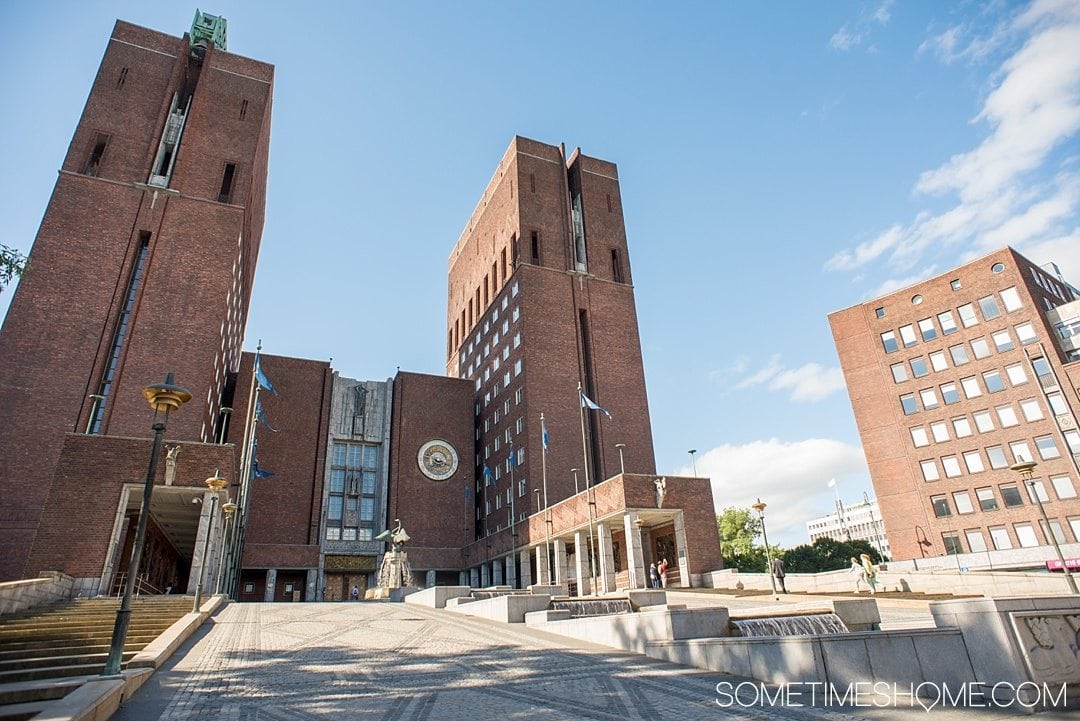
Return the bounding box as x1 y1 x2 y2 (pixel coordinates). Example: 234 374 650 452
0 13 273 580
445 137 657 540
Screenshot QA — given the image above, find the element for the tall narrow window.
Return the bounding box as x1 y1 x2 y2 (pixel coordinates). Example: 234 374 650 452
116 67 129 89
84 134 109 176
611 249 624 283
218 163 236 203
530 231 540 264
500 247 508 281
239 99 248 120
89 233 151 434
529 173 536 193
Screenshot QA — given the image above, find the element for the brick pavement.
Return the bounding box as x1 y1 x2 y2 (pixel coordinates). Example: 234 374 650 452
111 602 1065 720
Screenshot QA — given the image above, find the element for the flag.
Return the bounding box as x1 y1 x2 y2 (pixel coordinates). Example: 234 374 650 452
255 399 278 432
509 451 516 469
482 465 493 486
542 418 549 451
254 354 278 396
465 485 472 499
580 390 612 419
253 460 274 479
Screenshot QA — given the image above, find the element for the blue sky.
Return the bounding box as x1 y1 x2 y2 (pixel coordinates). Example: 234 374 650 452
2 1 1078 544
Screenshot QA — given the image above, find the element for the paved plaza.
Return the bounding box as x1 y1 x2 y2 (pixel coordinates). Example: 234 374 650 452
108 600 1077 721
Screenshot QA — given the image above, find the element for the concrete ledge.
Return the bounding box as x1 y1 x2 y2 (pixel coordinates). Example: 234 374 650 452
446 593 552 623
404 586 473 609
528 584 566 596
25 668 150 721
627 590 666 610
524 609 572 625
127 595 225 670
529 606 730 654
0 572 75 616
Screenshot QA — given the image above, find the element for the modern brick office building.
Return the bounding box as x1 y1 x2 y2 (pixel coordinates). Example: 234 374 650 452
830 248 1080 566
0 12 273 590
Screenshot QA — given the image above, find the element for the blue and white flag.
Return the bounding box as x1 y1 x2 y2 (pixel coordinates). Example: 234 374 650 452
253 460 274 479
542 418 549 451
580 390 612 419
254 354 278 396
482 465 494 486
255 399 278 432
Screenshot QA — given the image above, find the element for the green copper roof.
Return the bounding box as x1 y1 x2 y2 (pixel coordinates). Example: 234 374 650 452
190 9 227 51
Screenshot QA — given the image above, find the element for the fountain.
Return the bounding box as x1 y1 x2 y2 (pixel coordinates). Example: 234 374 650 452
731 612 848 636
550 598 634 617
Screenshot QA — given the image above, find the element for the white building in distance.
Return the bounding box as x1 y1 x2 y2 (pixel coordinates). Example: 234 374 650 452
806 495 891 560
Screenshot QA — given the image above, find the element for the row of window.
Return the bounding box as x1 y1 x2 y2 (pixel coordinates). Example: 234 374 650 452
457 283 520 365
931 476 1077 521
325 441 380 542
910 394 1076 448
890 321 1036 383
942 516 1079 555
880 286 1023 353
919 434 1079 482
900 361 1038 415
1031 266 1074 304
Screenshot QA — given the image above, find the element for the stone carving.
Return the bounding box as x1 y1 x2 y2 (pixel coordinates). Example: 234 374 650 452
164 445 181 486
374 519 414 593
654 477 667 508
1011 612 1080 685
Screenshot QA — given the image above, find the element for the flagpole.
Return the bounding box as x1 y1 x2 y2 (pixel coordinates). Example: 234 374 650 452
226 344 263 598
509 441 517 589
540 412 551 585
578 383 598 595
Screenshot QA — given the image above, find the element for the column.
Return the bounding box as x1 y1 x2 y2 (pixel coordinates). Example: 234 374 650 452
673 510 691 588
624 513 645 589
188 492 214 594
574 531 589 596
264 569 277 602
553 538 569 587
506 554 517 588
518 549 532 588
480 563 490 587
493 559 504 585
425 569 436 588
534 545 550 584
597 522 616 594
469 567 479 588
306 569 317 602
459 571 468 586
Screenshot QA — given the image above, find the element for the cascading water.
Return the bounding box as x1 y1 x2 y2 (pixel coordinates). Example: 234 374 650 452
551 599 634 618
731 613 849 637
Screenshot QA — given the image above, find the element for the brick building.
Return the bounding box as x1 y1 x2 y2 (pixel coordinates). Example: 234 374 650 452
830 248 1080 567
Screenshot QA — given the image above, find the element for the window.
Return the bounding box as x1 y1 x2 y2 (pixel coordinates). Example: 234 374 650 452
965 529 987 552
986 446 1008 469
911 426 930 447
978 295 1001 321
989 526 1012 550
881 331 899 353
901 394 917 415
941 383 960 405
899 325 918 348
875 307 886 318
84 133 109 176
918 318 937 341
943 533 964 555
513 333 521 348
218 163 236 203
989 330 1015 351
982 370 1005 393
513 359 522 376
1047 392 1068 416
996 404 1019 427
1071 518 1080 544
920 388 940 410
921 459 940 481
1015 322 1036 345
611 249 624 283
953 491 975 514
931 421 950 442
912 294 924 305
512 307 520 322
1035 435 1060 460
1000 483 1023 507
931 495 951 517
891 363 908 383
1040 519 1066 545
1019 398 1043 422
930 351 948 372
1000 286 1022 312
1005 364 1027 386
973 410 994 433
958 303 979 328
952 416 972 437
325 528 340 541
950 279 963 291
942 455 962 477
1067 431 1080 454
970 337 992 359
976 487 998 511
910 357 929 378
963 450 984 473
530 231 541 263
1050 475 1077 499
328 496 343 520
1010 441 1032 464
950 344 970 366
1014 523 1038 548
938 311 958 335
960 376 981 399
992 262 1006 274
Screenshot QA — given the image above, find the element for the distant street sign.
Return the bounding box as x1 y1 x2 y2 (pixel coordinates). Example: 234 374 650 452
1045 558 1080 571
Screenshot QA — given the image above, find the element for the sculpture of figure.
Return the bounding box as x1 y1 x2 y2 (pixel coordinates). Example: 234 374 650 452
654 476 667 508
164 445 181 486
374 519 414 591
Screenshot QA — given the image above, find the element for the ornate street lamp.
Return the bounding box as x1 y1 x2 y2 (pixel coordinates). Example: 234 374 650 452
216 500 238 595
103 373 191 676
1010 459 1078 594
751 498 778 597
615 444 626 475
688 449 698 476
192 472 228 612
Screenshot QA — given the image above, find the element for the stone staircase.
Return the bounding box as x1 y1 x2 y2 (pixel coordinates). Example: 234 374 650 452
0 596 194 719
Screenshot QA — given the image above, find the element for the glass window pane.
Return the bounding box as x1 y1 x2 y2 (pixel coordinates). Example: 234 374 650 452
1005 364 1027 386
901 393 917 415
996 405 1019 427
987 446 1008 469
347 444 362 467
921 460 940 481
963 450 984 473
1010 441 1032 464
1000 286 1022 312
965 529 987 552
978 295 1001 321
953 492 974 514
329 496 343 520
952 416 972 437
976 487 998 511
891 363 908 383
1000 484 1023 507
1050 475 1077 499
362 471 376 494
931 421 949 442
911 357 929 378
958 304 979 328
942 455 962 477
992 330 1014 352
918 318 937 341
360 498 374 521
363 445 378 468
930 351 948 372
1020 398 1043 421
950 344 970 365
931 495 951 517
973 411 994 433
989 526 1012 550
920 388 939 409
900 325 918 348
1015 322 1036 345
961 376 982 398
911 427 929 447
1014 523 1038 547
970 337 992 359
943 533 964 554
942 383 959 405
1035 436 1060 460
331 469 345 492
938 311 958 334
983 370 1005 393
332 443 347 467
1048 392 1068 415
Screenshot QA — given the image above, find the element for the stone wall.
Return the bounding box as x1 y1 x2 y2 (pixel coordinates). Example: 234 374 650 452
0 572 75 615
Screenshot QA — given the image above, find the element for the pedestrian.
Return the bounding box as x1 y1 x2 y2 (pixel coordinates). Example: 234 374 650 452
659 558 669 588
351 585 359 601
770 556 787 593
648 562 659 589
850 557 866 593
860 554 878 594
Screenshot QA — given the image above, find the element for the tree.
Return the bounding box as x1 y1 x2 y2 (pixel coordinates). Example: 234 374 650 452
716 506 773 571
782 536 881 573
1 243 28 293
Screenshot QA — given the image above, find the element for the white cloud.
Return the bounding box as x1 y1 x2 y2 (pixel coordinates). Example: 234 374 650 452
730 356 846 403
675 438 869 546
829 1 895 51
827 1 1080 283
865 264 938 298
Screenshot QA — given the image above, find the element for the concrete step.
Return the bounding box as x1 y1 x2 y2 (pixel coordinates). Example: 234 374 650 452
0 699 49 721
0 636 157 654
0 664 108 685
0 677 89 705
0 627 175 643
0 651 134 674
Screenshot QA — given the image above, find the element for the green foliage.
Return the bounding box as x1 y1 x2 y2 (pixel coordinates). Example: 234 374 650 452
1 244 28 292
782 536 881 573
717 506 778 571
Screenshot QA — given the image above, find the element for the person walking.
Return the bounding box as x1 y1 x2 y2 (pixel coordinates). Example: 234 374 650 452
860 554 878 594
850 557 866 593
659 558 669 588
351 585 360 601
648 562 659 589
770 556 787 593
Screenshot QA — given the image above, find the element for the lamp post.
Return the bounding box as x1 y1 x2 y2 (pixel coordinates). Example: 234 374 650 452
615 444 626 475
751 498 778 598
571 468 580 494
192 472 228 612
215 406 232 444
216 500 238 595
688 449 698 476
1011 459 1078 594
103 373 191 676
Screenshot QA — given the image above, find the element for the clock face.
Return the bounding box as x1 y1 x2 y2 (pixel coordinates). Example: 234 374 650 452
417 440 458 481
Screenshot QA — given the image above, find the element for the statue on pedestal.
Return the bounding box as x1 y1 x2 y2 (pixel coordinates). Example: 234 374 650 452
373 519 414 595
